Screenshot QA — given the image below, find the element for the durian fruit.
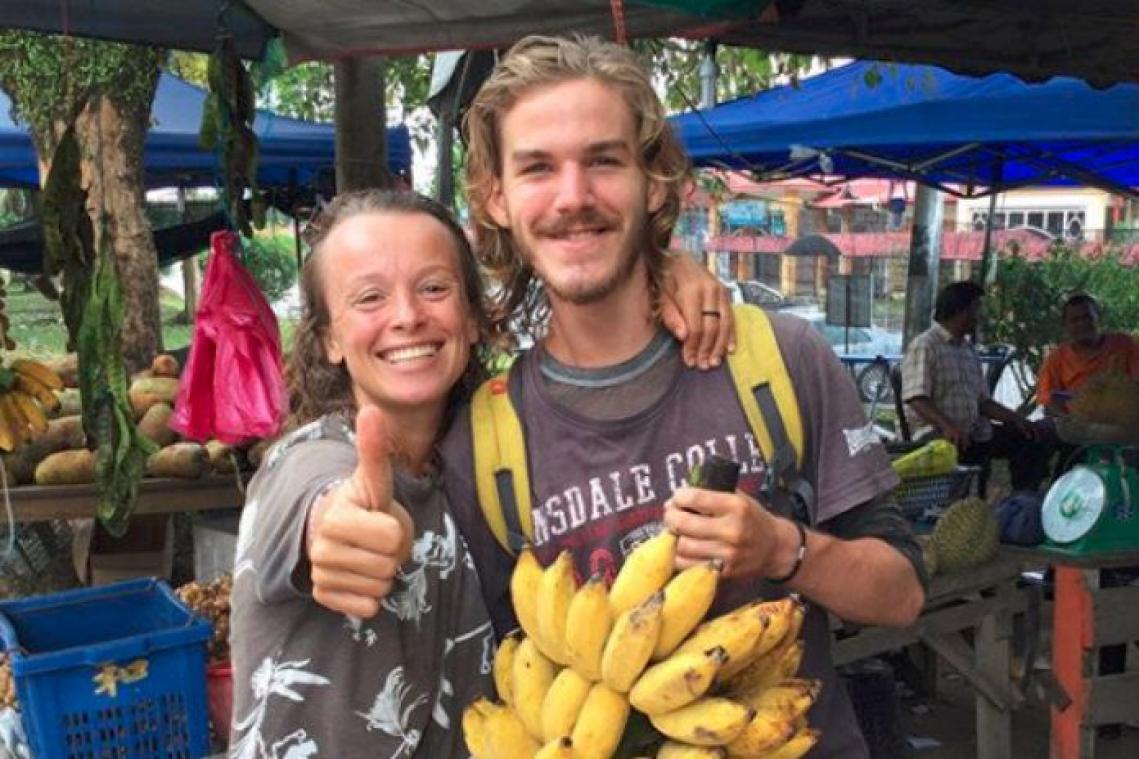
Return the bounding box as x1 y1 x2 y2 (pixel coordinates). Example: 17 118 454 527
1068 370 1139 427
929 497 1000 574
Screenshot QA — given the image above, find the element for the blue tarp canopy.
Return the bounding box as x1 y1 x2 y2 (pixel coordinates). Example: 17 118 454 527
671 61 1139 198
0 72 411 188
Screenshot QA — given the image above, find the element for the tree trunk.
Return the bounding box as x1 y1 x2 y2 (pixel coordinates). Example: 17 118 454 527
76 86 163 373
177 188 200 323
334 57 392 192
181 257 200 323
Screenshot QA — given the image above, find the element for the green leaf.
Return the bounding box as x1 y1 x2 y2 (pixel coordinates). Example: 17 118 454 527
199 92 220 150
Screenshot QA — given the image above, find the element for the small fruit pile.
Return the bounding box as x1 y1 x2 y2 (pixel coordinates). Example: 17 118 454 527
891 439 957 481
1068 369 1139 428
176 574 232 662
1 352 264 487
463 531 820 759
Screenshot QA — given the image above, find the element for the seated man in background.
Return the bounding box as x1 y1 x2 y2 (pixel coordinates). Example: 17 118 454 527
1037 293 1139 415
901 281 1050 492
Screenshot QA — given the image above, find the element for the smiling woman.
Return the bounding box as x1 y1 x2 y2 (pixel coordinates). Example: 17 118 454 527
227 190 498 757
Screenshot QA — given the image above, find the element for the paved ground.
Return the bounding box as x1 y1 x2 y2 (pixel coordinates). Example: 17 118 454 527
897 661 1139 758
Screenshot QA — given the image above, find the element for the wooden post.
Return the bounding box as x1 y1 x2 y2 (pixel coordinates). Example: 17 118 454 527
976 582 1014 759
902 185 943 349
334 57 391 192
1051 567 1096 759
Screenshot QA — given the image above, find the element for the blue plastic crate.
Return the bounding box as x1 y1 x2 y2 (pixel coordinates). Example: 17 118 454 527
0 578 212 759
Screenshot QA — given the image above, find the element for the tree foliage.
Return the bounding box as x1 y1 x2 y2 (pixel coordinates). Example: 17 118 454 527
243 233 299 302
984 245 1139 405
633 39 820 112
0 32 161 150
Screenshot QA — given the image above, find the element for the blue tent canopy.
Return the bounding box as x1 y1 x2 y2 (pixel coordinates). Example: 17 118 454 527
671 61 1139 198
0 72 411 188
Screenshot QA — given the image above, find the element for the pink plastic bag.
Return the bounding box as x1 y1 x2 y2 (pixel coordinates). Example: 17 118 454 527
170 230 286 445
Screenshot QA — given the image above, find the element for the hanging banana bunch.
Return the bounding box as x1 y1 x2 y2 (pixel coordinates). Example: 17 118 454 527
200 35 261 237
463 536 821 759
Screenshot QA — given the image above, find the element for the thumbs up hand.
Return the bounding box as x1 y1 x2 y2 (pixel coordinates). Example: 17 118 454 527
308 405 415 618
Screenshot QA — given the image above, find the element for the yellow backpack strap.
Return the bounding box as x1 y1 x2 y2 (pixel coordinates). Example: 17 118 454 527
726 304 815 519
470 371 533 555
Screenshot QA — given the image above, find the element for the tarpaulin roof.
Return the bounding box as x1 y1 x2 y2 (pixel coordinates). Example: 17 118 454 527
671 60 1139 198
0 0 275 58
7 1 1139 85
0 72 411 188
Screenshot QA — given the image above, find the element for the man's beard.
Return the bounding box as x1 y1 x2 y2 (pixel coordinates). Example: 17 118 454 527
523 207 649 305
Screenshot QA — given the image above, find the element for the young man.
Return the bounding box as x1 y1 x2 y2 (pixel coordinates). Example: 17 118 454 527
901 280 1050 491
442 36 925 758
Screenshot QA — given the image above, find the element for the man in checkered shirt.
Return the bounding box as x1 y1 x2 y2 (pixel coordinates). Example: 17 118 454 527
901 281 1050 491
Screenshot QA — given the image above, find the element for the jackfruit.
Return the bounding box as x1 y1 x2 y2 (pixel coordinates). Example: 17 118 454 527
892 439 958 480
929 497 1000 574
1068 370 1139 428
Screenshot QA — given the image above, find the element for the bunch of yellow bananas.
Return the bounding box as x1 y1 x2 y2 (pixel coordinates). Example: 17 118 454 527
0 359 63 453
462 531 821 759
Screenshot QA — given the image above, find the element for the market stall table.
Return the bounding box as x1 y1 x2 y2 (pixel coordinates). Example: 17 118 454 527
1004 546 1139 759
831 550 1027 759
5 475 247 523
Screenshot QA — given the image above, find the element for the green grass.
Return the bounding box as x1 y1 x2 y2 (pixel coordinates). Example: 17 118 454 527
3 278 297 362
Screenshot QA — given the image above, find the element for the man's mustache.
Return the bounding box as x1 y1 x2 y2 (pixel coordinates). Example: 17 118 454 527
536 211 616 237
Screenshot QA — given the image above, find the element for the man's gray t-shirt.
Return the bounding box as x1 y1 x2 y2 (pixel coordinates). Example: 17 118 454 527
441 310 904 759
230 414 494 758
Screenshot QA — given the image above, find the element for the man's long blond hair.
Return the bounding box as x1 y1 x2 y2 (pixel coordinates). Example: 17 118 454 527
464 35 691 343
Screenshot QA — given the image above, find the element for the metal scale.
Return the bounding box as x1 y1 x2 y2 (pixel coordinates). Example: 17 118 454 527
1042 444 1139 556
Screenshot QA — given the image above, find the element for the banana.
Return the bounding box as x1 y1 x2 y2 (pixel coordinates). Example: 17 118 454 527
13 375 61 416
535 736 575 759
0 394 29 445
630 646 727 715
11 360 62 392
512 548 560 660
0 396 18 453
724 708 796 757
10 391 47 436
481 699 542 759
657 743 726 758
540 667 592 743
564 573 612 681
654 560 720 661
728 640 806 700
609 529 677 615
738 678 820 722
751 598 799 660
650 697 755 747
537 550 576 665
675 601 767 683
601 590 665 693
570 682 629 759
715 597 800 688
512 636 558 740
493 630 522 705
755 727 819 759
461 700 492 758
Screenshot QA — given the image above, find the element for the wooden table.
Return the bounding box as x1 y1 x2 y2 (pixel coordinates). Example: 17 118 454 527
831 552 1027 759
5 475 248 523
1004 546 1139 759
